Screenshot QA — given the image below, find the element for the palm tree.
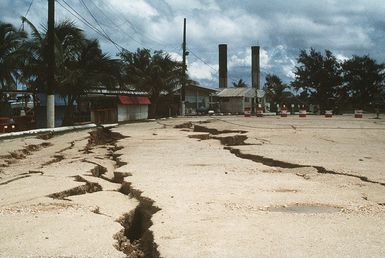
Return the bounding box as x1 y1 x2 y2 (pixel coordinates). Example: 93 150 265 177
120 48 183 117
22 18 119 125
264 74 288 106
21 18 84 93
58 39 120 125
232 79 247 88
0 22 27 90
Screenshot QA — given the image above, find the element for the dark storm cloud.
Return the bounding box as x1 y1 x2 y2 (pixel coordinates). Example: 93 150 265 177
1 0 385 87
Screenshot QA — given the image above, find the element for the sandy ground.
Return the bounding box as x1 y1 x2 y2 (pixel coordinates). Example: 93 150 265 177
1 115 385 257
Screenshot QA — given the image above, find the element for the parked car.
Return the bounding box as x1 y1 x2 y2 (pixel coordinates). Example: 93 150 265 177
0 117 16 133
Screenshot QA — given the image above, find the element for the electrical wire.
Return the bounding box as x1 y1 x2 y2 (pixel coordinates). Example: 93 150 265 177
79 0 145 48
57 0 122 49
79 0 121 52
88 0 180 51
20 0 34 31
188 48 251 85
188 49 218 74
57 0 128 51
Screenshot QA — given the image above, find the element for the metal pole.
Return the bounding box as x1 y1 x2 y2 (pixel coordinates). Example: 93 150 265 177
47 0 55 128
181 18 186 116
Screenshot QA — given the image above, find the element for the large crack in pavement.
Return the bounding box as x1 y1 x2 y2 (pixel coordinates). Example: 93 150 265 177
0 142 52 168
116 182 161 258
47 175 103 200
224 146 385 187
193 124 247 135
1 128 160 257
191 124 385 188
82 127 161 257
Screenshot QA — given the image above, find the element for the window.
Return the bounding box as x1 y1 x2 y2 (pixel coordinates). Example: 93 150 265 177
244 97 250 102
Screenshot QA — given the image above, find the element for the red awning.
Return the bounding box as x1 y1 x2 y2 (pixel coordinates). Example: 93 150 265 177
119 96 151 105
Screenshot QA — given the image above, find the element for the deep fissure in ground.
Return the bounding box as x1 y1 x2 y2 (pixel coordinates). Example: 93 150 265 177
86 127 161 258
190 124 385 187
117 182 161 258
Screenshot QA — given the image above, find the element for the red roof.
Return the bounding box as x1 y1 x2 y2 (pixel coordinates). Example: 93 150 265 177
119 96 151 105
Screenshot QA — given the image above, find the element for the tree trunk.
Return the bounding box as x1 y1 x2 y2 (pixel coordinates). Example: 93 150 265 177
149 100 158 118
148 94 160 118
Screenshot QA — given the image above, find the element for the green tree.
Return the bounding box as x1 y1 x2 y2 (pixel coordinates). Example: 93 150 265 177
21 19 85 93
120 48 183 117
22 18 119 125
0 22 27 90
58 39 120 125
264 74 288 106
342 55 385 110
291 48 342 111
232 79 247 88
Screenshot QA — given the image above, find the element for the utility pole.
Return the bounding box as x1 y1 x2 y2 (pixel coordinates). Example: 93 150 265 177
181 18 187 116
47 0 55 128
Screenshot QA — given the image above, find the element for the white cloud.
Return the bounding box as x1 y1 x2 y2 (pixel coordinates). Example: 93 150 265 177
283 65 296 80
169 52 183 62
108 0 158 18
2 0 385 87
165 0 220 11
228 48 270 69
335 53 349 62
188 61 218 81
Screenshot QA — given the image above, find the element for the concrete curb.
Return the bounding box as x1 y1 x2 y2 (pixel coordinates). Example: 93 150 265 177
0 123 118 140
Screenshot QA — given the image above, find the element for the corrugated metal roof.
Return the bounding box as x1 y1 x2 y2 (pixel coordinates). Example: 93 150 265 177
87 89 148 95
174 84 218 93
216 88 256 98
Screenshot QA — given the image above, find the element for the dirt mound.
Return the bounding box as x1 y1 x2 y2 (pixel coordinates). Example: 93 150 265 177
193 125 247 135
87 128 126 146
214 135 248 146
174 122 193 129
37 132 55 140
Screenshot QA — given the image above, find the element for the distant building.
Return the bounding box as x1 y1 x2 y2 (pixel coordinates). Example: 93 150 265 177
159 84 218 116
183 84 218 115
215 87 265 114
79 89 151 124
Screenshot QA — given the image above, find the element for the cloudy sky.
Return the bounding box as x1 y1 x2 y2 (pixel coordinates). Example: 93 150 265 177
1 0 385 88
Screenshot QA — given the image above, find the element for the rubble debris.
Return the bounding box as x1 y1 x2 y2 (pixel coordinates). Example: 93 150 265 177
42 154 65 166
174 122 193 129
212 134 248 146
37 132 55 140
47 176 102 200
188 133 210 140
193 125 247 135
87 128 126 146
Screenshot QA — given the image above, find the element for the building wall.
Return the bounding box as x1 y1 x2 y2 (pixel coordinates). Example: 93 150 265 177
219 97 252 113
36 106 66 128
185 87 211 114
117 104 148 122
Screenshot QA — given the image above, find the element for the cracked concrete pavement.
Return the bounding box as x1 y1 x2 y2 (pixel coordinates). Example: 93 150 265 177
1 116 385 257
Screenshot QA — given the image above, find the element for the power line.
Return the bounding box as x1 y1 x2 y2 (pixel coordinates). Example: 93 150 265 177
57 0 188 57
90 0 179 50
79 0 121 52
188 49 218 74
20 0 34 31
188 48 244 84
78 0 146 49
57 0 125 51
23 0 34 18
59 0 120 48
